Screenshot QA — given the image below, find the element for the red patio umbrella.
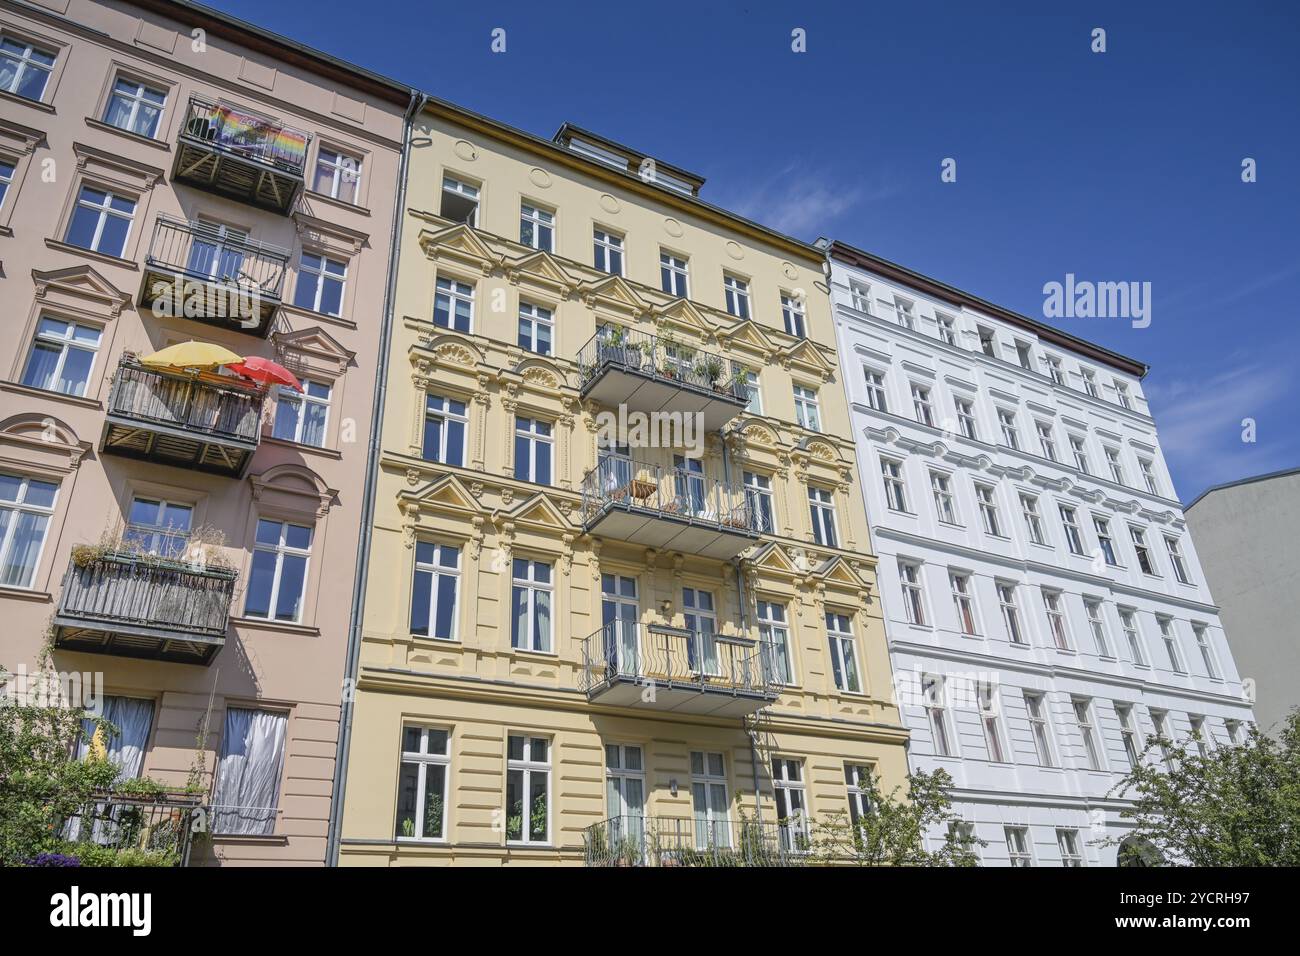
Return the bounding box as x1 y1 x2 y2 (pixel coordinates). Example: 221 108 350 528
226 356 303 392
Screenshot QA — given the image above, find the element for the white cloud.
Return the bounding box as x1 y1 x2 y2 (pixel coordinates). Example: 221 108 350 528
715 164 897 239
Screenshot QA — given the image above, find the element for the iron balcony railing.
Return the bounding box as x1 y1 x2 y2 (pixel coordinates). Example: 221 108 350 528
179 97 310 176
58 550 236 640
146 214 290 301
577 325 750 401
580 454 758 532
60 791 205 867
108 358 265 444
583 815 811 867
579 620 780 697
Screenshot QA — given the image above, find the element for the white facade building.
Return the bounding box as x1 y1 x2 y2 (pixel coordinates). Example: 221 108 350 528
825 240 1256 866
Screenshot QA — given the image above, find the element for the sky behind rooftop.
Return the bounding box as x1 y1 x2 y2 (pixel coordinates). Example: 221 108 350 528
206 0 1300 503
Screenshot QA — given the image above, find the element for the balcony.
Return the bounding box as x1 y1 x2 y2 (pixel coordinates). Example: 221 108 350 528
583 815 808 867
53 550 236 665
579 621 780 717
100 358 265 478
140 216 290 337
173 97 310 214
60 790 206 866
580 455 761 559
577 327 750 432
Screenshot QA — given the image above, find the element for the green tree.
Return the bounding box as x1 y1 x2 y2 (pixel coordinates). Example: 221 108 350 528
810 767 984 866
1106 709 1300 866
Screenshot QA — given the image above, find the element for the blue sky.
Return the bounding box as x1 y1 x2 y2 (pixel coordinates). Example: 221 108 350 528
207 0 1300 503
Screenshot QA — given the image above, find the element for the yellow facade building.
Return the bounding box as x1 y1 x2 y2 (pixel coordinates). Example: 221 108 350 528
334 107 908 865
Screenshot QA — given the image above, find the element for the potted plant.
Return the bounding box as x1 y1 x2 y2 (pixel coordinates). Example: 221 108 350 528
704 356 725 390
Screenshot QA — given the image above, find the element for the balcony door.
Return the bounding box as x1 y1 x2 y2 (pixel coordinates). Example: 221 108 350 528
682 587 718 676
673 455 707 517
605 744 645 855
186 219 248 283
601 574 639 678
597 438 632 495
690 751 730 850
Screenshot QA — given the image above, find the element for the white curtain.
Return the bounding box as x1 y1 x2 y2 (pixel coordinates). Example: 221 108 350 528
212 707 287 835
66 696 154 843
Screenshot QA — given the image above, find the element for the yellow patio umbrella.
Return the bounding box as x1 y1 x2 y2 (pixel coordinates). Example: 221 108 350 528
138 340 243 370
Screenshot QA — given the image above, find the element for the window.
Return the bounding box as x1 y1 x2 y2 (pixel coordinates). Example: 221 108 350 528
1165 536 1191 584
1116 704 1142 768
1073 698 1103 770
1119 608 1147 666
1139 458 1159 495
433 277 474 332
1024 693 1054 767
605 745 645 843
772 759 810 851
1084 598 1111 656
245 520 311 622
1059 504 1085 555
844 764 871 829
911 383 934 426
949 571 979 635
272 380 330 447
744 471 774 534
1114 380 1132 409
1081 369 1099 398
1015 341 1033 369
825 611 861 693
880 458 908 512
998 832 1029 868
1020 493 1046 546
1105 447 1126 485
980 685 1007 762
893 296 916 330
923 675 952 756
0 36 55 101
741 369 762 414
975 483 1002 536
411 541 460 640
506 735 550 844
978 327 996 357
517 301 553 355
1149 710 1173 768
123 497 192 560
1189 716 1210 758
103 77 166 138
808 486 838 547
849 280 872 313
0 474 57 588
519 203 553 251
511 559 553 653
997 409 1019 449
997 582 1025 644
1057 829 1084 867
936 313 957 346
514 417 553 484
723 274 750 319
313 147 362 203
0 158 13 211
863 368 888 412
395 727 449 840
1193 624 1220 679
929 470 958 524
1046 356 1064 384
65 186 135 257
781 294 806 338
659 251 689 297
1042 590 1071 651
899 561 926 626
955 398 977 439
690 751 730 849
1069 435 1090 474
212 708 286 835
1035 421 1058 461
593 228 623 274
1093 515 1118 566
70 696 153 793
1130 526 1156 575
683 587 718 674
1158 617 1185 673
21 317 101 397
757 600 794 684
293 252 346 316
674 455 707 517
793 385 821 432
423 394 467 466
440 175 478 225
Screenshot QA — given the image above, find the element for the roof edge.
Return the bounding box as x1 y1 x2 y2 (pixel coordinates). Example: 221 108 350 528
1185 464 1300 511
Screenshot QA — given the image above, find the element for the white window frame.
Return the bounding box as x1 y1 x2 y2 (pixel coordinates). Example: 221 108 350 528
1164 535 1192 585
893 296 916 330
295 251 347 317
975 483 1002 536
0 36 56 100
272 379 331 447
1084 598 1112 657
997 408 1019 449
593 228 624 275
1005 826 1033 866
949 570 979 636
433 276 475 333
1042 589 1072 651
772 758 810 850
1119 607 1147 666
825 610 861 693
1057 828 1084 867
1139 458 1160 495
923 675 954 757
21 316 102 397
1114 380 1132 409
863 368 888 413
1116 704 1143 768
511 558 554 653
1105 446 1126 485
514 417 554 485
659 250 689 297
1035 420 1058 461
103 76 167 139
781 294 806 338
881 457 908 512
808 485 838 547
1130 525 1157 576
0 473 58 589
849 280 873 314
929 470 958 525
245 519 312 623
411 541 461 641
955 398 977 439
911 382 934 427
67 185 135 256
1020 493 1047 546
723 274 750 319
313 146 363 202
1158 617 1186 673
396 726 450 842
505 734 551 845
1069 435 1091 474
793 384 821 432
1059 504 1085 555
440 175 479 226
997 581 1025 644
517 301 553 356
690 751 731 849
1093 514 1119 566
519 202 554 251
1024 693 1055 767
1073 697 1104 771
1046 355 1064 385
757 599 794 685
1193 624 1220 680
936 313 957 346
899 560 927 626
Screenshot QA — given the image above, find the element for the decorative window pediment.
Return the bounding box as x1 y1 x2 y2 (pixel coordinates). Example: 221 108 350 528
418 223 500 273
31 264 131 320
780 338 836 382
249 463 336 517
273 325 355 377
578 274 650 318
293 212 368 257
0 413 90 475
